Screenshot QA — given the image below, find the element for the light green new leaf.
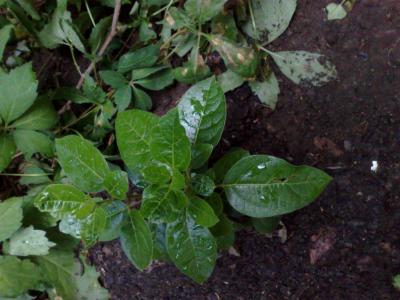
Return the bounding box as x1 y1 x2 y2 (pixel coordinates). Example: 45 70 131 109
188 196 219 228
178 77 226 149
116 109 158 172
118 44 160 73
120 210 153 271
269 50 337 86
184 0 227 25
0 134 16 173
223 155 332 217
4 226 56 256
13 129 54 158
99 201 127 242
11 98 58 130
217 69 245 93
104 170 129 200
34 184 94 219
0 24 12 61
0 197 23 242
80 207 107 247
326 3 347 20
166 212 217 283
0 62 38 124
243 0 297 44
0 256 42 298
249 72 280 109
56 135 109 192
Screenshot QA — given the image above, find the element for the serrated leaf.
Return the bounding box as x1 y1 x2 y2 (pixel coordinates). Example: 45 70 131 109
34 184 94 219
178 77 226 150
135 69 174 91
0 134 16 173
116 109 158 172
99 201 127 242
141 185 187 223
249 72 280 109
191 143 213 169
104 170 128 200
0 24 13 61
184 0 227 25
269 50 337 86
0 256 41 298
243 0 297 44
0 198 23 242
133 87 152 111
326 3 347 20
76 260 109 300
118 44 160 73
166 211 217 283
4 226 56 256
13 129 54 158
120 210 153 271
217 69 245 93
10 98 58 130
0 62 38 124
56 135 109 192
212 148 250 184
150 109 191 171
223 155 332 217
188 196 219 227
99 70 127 88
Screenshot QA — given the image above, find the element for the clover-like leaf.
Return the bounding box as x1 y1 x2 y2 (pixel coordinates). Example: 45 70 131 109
0 197 23 242
0 134 16 173
13 129 54 158
118 44 160 73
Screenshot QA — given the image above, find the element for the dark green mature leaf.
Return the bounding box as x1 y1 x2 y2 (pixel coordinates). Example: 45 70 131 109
252 216 280 234
188 196 219 228
89 16 112 53
191 174 215 197
120 210 153 271
80 207 107 247
0 24 12 61
116 109 158 172
0 256 41 298
249 72 280 109
210 214 235 249
135 69 174 91
178 77 226 151
166 211 217 283
99 70 127 88
0 134 16 173
269 51 337 86
141 185 187 223
191 143 213 169
133 87 152 111
131 66 167 81
150 109 191 171
184 0 227 25
210 35 260 78
34 184 94 219
114 85 132 111
104 170 129 200
151 223 170 262
243 0 297 44
0 62 38 124
13 129 54 158
168 7 195 30
0 197 23 242
99 201 127 242
56 135 109 192
139 21 157 42
212 148 249 183
118 44 160 73
11 98 58 130
223 155 332 217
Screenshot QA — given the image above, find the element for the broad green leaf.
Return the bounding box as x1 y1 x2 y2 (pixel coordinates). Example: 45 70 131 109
184 0 227 25
120 210 153 271
166 212 217 283
76 260 109 300
0 62 38 124
212 148 250 183
252 216 280 234
34 184 94 219
141 185 187 223
326 3 347 20
135 69 174 91
191 143 213 169
116 109 158 172
59 214 82 239
0 134 16 172
0 24 12 61
131 66 167 81
243 0 297 44
80 207 107 247
99 201 127 242
0 256 41 298
141 161 172 184
114 85 132 112
223 155 332 217
89 16 112 53
188 196 219 227
3 226 56 256
151 223 170 262
210 214 235 249
0 198 23 242
171 170 186 190
217 70 245 93
178 77 226 148
13 129 54 158
118 44 160 73
133 87 152 111
10 98 58 130
150 109 191 171
191 174 215 197
249 72 280 109
99 70 127 88
210 35 260 78
56 135 109 192
269 50 337 86
104 170 128 200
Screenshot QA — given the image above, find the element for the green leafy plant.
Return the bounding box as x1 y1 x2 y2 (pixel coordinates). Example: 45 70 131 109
34 77 331 283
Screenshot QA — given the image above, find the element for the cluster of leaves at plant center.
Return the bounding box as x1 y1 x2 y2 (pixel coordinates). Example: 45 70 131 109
0 0 336 292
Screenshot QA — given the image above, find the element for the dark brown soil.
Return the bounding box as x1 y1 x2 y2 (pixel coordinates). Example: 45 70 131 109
90 0 400 299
